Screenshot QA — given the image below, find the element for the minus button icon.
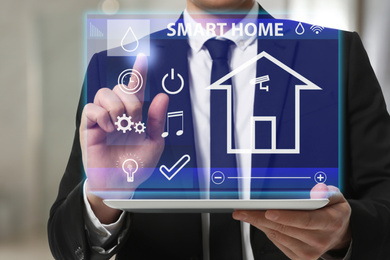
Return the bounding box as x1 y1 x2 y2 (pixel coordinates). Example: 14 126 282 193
211 171 225 185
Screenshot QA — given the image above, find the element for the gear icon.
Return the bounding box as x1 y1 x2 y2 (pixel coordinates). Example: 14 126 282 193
134 121 146 134
115 114 134 133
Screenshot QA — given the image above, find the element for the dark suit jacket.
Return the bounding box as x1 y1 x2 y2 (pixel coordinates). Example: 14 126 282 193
48 6 390 260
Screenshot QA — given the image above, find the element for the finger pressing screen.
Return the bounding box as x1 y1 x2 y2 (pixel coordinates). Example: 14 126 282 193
113 54 148 122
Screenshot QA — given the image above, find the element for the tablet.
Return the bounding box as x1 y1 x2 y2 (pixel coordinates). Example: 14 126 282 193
104 199 329 213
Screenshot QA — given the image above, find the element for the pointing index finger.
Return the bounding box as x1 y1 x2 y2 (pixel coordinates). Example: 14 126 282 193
130 53 148 103
115 53 148 101
113 53 148 120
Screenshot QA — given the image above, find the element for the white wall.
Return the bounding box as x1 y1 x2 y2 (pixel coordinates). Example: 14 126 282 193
287 0 358 31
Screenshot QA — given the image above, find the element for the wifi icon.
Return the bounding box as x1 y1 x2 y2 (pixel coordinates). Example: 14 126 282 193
310 25 324 34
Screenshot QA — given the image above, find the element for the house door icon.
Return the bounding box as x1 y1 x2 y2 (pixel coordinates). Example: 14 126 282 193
207 51 322 155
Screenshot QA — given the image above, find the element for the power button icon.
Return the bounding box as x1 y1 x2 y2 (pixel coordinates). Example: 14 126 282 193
162 68 184 95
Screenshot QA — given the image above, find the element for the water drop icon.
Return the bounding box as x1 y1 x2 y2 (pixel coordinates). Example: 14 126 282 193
295 22 305 35
121 26 139 52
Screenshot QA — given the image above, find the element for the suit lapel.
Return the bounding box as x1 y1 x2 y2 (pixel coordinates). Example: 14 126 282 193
251 38 299 170
127 23 204 258
250 6 299 256
147 24 200 199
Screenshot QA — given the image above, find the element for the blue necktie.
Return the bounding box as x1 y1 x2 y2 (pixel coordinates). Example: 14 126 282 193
205 38 243 260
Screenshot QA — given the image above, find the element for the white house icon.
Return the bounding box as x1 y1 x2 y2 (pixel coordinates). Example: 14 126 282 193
206 51 322 154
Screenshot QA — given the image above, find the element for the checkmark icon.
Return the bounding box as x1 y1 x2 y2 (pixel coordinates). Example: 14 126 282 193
159 154 191 181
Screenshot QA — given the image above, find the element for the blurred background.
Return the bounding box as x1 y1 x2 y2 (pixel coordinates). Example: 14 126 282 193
0 0 389 259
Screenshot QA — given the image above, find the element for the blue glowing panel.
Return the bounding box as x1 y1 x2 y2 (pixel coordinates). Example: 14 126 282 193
86 15 341 199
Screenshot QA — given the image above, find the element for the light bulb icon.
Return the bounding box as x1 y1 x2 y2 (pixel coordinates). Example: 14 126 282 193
122 158 139 182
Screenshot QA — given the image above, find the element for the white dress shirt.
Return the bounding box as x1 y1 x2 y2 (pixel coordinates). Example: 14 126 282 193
184 4 258 259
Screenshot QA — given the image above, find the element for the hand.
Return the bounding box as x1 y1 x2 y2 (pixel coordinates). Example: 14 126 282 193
233 184 352 260
80 54 169 223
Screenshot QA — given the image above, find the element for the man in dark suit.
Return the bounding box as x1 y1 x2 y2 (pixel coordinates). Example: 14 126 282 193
48 0 390 259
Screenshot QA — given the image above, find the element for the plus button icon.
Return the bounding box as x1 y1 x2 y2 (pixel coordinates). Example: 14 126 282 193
314 171 327 184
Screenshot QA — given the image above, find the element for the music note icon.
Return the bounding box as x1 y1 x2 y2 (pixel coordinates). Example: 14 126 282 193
162 111 184 138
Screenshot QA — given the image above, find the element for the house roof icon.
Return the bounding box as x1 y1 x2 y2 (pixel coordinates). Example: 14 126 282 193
206 51 322 154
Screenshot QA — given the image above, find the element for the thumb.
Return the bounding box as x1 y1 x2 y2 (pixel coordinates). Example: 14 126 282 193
310 183 345 206
326 185 346 206
147 93 169 141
